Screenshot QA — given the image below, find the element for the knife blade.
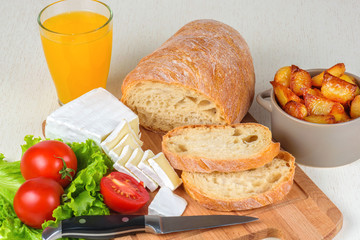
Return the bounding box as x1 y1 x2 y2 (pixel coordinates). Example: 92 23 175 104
42 214 258 240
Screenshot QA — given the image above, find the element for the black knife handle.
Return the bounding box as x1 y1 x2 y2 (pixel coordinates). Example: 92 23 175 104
61 215 145 239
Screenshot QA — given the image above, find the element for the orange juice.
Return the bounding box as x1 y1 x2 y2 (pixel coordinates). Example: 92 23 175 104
40 11 112 104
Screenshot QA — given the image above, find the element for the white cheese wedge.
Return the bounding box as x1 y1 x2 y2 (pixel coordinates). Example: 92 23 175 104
45 88 139 145
125 148 158 192
101 120 142 154
108 133 141 162
148 153 182 191
148 187 187 216
113 145 140 182
138 150 164 186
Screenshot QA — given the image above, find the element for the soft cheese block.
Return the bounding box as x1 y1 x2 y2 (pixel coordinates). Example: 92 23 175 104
101 120 142 154
109 133 141 162
138 150 164 187
125 148 158 192
113 145 140 182
148 153 182 191
148 187 187 216
45 88 139 144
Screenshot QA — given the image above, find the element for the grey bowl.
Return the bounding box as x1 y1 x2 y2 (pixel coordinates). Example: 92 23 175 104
257 69 360 167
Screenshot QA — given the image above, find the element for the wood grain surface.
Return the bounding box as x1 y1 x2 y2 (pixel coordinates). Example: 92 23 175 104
115 114 342 240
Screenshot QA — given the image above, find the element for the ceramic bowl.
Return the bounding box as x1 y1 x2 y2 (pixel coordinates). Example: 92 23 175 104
256 69 360 167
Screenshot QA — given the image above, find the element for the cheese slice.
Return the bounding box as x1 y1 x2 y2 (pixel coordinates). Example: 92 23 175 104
45 88 139 145
148 153 182 191
138 150 164 186
125 148 158 192
108 133 140 162
148 187 187 216
113 145 139 182
101 120 142 154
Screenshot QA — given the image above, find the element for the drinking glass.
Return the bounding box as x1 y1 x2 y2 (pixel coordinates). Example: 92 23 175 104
38 0 113 104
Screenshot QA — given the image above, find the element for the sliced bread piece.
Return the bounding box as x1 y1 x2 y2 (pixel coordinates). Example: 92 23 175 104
181 151 295 211
162 123 280 172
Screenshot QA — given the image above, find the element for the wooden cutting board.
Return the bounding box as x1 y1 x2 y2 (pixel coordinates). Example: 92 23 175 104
115 114 342 240
43 113 342 239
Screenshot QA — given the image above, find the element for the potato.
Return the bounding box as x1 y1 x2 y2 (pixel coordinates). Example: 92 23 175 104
290 65 312 96
283 101 308 119
311 63 345 87
350 95 360 118
304 92 336 115
271 81 302 107
274 66 291 87
321 72 360 104
304 115 336 124
329 103 350 122
302 87 323 97
340 74 356 84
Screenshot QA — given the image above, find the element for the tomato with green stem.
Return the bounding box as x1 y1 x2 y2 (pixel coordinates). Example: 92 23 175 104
20 140 77 188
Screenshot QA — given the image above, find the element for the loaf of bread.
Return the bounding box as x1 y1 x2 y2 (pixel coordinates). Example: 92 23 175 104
182 151 295 211
162 123 280 172
121 19 255 132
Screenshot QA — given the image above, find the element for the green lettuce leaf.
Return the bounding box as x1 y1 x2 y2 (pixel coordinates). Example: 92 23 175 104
20 135 41 156
0 157 42 239
0 156 24 204
0 136 114 240
42 139 113 229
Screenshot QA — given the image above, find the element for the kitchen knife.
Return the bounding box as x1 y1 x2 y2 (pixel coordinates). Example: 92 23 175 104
42 214 258 240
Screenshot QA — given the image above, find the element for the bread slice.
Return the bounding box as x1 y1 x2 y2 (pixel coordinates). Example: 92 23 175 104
162 123 280 172
181 151 295 211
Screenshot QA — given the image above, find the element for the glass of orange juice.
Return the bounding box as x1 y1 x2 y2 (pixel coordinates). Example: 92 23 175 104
38 0 113 104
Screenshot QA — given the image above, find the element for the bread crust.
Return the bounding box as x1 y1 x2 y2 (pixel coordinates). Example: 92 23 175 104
162 123 281 172
181 151 296 211
121 19 255 132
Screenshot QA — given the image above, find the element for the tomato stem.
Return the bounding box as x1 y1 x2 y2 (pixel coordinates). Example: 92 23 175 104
56 156 75 181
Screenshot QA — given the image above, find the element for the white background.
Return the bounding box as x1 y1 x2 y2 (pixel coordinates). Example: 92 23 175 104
0 0 359 239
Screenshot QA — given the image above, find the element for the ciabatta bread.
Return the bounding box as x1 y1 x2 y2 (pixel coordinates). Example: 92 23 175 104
121 19 255 132
162 123 280 172
182 151 295 211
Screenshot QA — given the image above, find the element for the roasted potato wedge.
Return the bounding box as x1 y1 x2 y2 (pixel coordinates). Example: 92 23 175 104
311 63 345 87
304 92 336 115
290 65 312 96
350 95 360 119
321 72 360 104
271 81 302 107
283 101 308 119
340 74 356 84
274 66 291 87
304 115 336 124
329 103 350 122
302 87 323 97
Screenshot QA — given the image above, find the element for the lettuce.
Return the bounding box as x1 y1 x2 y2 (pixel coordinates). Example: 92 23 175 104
0 155 42 239
0 155 24 204
42 139 113 228
0 136 114 240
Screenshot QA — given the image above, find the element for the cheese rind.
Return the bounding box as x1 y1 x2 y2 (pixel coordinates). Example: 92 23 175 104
101 120 142 154
148 153 182 191
148 187 187 216
45 88 139 145
125 148 158 192
138 150 164 186
109 134 140 162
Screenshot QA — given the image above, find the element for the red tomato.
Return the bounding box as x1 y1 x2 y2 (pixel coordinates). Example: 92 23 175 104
21 140 77 188
13 177 64 229
100 172 149 213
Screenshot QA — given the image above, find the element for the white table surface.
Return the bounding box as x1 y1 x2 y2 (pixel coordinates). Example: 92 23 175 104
1 0 359 239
